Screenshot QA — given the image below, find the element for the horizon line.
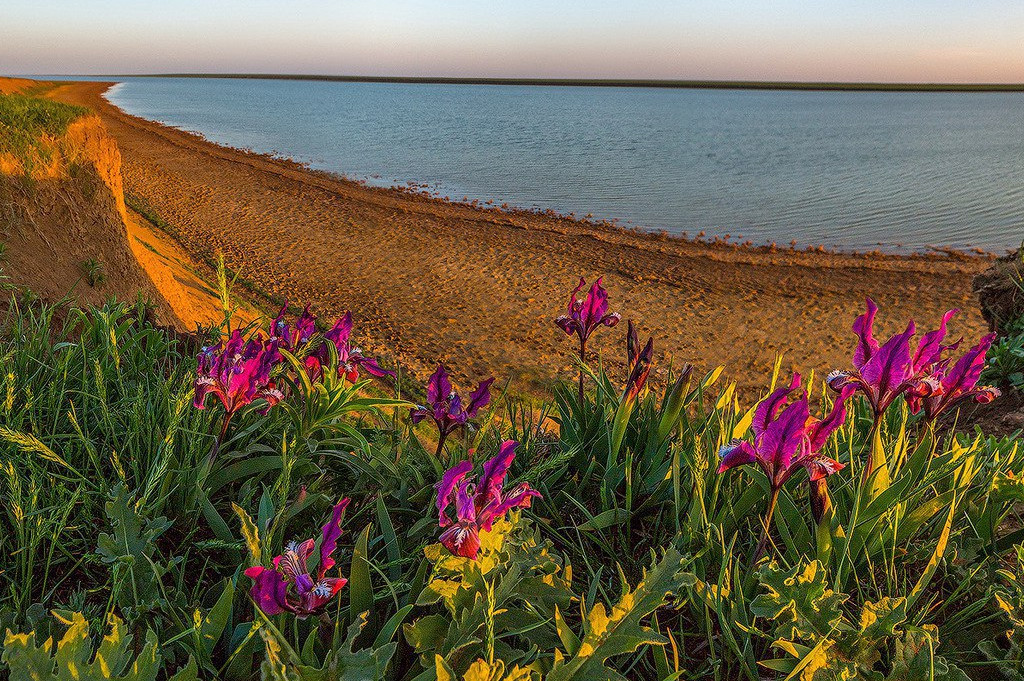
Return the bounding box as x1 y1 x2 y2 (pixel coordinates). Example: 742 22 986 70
18 73 1024 92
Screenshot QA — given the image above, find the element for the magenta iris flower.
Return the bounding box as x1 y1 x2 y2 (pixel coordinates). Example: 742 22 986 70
718 374 852 489
307 312 394 383
194 330 283 418
906 333 1000 421
554 276 621 347
269 303 318 351
434 441 541 560
194 330 283 463
718 374 853 555
270 304 392 384
245 499 350 618
826 298 955 418
829 299 1000 423
555 277 621 404
411 364 494 457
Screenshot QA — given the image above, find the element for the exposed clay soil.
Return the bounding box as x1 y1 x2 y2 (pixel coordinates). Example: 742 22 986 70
44 80 992 395
0 112 180 323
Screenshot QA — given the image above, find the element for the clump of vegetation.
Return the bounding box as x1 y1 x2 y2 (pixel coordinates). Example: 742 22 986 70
982 250 1024 394
984 331 1024 391
0 276 1020 680
0 92 88 173
80 258 106 287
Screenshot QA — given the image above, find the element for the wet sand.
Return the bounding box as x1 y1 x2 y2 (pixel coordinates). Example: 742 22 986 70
47 80 990 395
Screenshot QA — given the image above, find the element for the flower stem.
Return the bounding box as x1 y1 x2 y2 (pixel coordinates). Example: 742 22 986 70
578 337 587 407
863 418 880 482
434 429 449 461
207 412 233 466
754 486 780 562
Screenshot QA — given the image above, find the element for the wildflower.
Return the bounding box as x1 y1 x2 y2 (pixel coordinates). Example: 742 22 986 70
718 374 852 556
434 441 541 559
306 312 394 383
269 303 318 351
826 298 952 418
411 364 494 457
906 333 1000 421
245 499 350 618
555 276 621 348
623 320 654 402
554 276 620 403
194 330 283 419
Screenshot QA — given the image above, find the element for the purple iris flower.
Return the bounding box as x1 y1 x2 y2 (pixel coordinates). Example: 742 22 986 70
434 441 541 560
826 298 954 418
719 374 852 489
554 276 621 347
906 333 1000 421
411 364 494 457
555 277 621 404
194 330 283 418
306 312 394 383
718 374 853 554
245 499 350 618
269 303 318 351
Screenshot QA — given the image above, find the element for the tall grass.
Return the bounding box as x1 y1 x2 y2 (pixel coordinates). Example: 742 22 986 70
0 92 88 172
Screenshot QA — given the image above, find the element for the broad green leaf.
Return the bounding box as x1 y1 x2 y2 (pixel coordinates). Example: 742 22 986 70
547 546 687 681
260 612 397 680
2 611 194 681
751 561 846 642
95 485 171 613
906 498 954 611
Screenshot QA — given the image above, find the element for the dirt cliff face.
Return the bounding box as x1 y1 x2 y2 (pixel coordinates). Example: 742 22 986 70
0 114 180 324
974 249 1024 335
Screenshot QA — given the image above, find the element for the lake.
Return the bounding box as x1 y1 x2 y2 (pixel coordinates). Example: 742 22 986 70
86 77 1024 253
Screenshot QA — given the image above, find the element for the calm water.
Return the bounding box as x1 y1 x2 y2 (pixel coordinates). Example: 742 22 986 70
87 77 1024 253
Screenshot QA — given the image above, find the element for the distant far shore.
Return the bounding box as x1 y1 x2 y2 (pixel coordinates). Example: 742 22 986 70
25 73 1024 92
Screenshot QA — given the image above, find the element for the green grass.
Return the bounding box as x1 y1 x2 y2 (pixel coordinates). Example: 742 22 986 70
0 92 88 172
0 282 1022 679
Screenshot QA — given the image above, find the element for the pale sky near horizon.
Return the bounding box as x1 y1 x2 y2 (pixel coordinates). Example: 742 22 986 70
2 1 1023 83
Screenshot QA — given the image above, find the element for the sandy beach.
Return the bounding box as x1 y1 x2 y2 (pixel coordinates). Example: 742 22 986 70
46 79 990 395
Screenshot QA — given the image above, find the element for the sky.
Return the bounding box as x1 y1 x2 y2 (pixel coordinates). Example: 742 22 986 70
2 1 1023 83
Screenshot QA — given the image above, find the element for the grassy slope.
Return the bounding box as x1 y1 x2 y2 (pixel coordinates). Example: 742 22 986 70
0 91 87 170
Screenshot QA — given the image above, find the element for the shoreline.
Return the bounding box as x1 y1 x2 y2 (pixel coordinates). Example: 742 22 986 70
41 78 992 394
30 73 1024 93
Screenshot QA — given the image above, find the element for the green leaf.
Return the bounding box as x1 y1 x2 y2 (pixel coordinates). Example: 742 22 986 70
197 579 235 657
906 498 954 612
751 561 846 643
232 502 262 564
2 611 194 681
349 524 374 627
405 614 451 654
547 545 687 681
554 606 581 656
577 509 630 531
887 626 969 681
376 497 402 581
261 612 398 680
95 485 171 613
